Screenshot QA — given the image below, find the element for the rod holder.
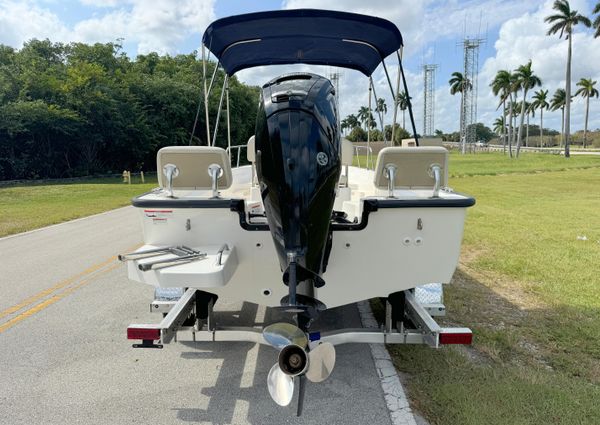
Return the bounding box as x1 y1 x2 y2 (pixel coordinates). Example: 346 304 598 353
428 164 442 198
208 163 223 198
162 164 179 198
384 164 397 198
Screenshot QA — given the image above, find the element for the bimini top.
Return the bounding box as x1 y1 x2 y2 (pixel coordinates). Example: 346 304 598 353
202 9 403 76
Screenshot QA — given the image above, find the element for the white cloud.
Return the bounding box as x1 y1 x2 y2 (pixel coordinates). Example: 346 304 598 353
273 0 544 135
0 0 216 55
73 0 216 54
476 0 600 132
0 0 71 46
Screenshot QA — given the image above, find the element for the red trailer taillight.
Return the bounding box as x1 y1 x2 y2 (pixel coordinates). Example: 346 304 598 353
127 326 160 341
439 331 473 345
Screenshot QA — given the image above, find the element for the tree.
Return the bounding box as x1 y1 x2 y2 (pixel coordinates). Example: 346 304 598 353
449 71 472 154
384 124 410 144
545 0 591 157
396 91 410 129
375 98 388 144
0 40 260 180
376 98 387 115
525 101 535 148
550 88 568 148
574 78 599 148
513 61 541 156
357 106 370 131
531 89 550 147
346 126 368 142
345 114 360 131
341 117 349 135
493 117 505 141
471 122 495 143
491 70 514 155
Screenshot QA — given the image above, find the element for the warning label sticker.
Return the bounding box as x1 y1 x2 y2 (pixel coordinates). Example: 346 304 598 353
144 210 172 224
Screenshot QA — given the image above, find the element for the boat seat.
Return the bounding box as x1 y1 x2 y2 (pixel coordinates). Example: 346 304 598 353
373 146 448 190
156 146 233 190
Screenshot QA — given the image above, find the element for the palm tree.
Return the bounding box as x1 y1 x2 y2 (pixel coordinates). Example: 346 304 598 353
493 117 505 140
357 106 370 131
396 91 410 129
525 101 535 148
449 71 472 154
593 2 600 37
346 114 359 130
513 61 542 156
574 78 599 148
551 88 568 147
491 70 517 156
375 98 388 144
341 118 349 136
531 89 550 147
545 0 591 157
376 98 387 115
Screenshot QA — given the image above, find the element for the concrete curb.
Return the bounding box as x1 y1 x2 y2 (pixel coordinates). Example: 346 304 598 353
357 301 417 425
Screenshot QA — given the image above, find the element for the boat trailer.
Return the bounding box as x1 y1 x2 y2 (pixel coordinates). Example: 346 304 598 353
127 288 472 349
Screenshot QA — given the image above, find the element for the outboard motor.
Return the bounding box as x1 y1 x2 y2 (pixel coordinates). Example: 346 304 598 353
255 73 341 309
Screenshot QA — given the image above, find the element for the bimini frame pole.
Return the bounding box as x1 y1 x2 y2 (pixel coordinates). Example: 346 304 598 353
189 82 203 146
202 44 211 145
397 50 419 146
389 47 402 145
211 74 228 147
225 78 231 155
367 80 372 169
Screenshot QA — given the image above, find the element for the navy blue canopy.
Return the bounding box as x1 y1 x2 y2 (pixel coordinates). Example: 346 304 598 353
202 9 403 76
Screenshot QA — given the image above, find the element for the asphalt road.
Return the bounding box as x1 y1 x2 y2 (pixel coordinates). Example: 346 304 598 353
0 207 393 425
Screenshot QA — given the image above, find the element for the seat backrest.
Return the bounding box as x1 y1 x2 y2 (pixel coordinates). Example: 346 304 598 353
373 146 448 189
246 135 256 163
156 146 232 190
340 138 353 166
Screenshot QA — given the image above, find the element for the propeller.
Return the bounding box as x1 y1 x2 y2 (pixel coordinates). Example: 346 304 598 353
263 322 336 415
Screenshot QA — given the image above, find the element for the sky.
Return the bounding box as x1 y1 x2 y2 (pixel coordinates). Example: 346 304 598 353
1 0 600 133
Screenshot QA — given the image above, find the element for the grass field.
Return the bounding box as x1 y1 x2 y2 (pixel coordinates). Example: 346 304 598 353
0 176 157 237
382 160 600 424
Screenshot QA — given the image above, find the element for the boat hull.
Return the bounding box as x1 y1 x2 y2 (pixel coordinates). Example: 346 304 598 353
129 199 467 309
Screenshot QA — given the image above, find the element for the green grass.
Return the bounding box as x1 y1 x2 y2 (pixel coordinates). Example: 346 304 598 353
354 151 600 177
384 164 600 424
0 176 157 237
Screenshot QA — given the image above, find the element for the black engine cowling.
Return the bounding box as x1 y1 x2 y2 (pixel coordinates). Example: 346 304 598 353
255 73 341 288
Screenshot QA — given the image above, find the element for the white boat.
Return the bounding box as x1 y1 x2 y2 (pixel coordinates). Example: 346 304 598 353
121 9 475 414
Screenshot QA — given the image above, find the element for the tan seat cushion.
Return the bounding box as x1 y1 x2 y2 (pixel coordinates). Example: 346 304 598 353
246 136 256 163
157 146 232 190
373 146 448 189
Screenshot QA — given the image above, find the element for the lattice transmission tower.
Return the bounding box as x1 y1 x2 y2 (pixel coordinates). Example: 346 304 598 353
422 64 438 137
459 37 484 149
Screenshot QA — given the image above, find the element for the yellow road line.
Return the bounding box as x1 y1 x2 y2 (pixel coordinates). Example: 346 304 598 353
0 256 116 320
0 243 140 320
0 263 121 334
